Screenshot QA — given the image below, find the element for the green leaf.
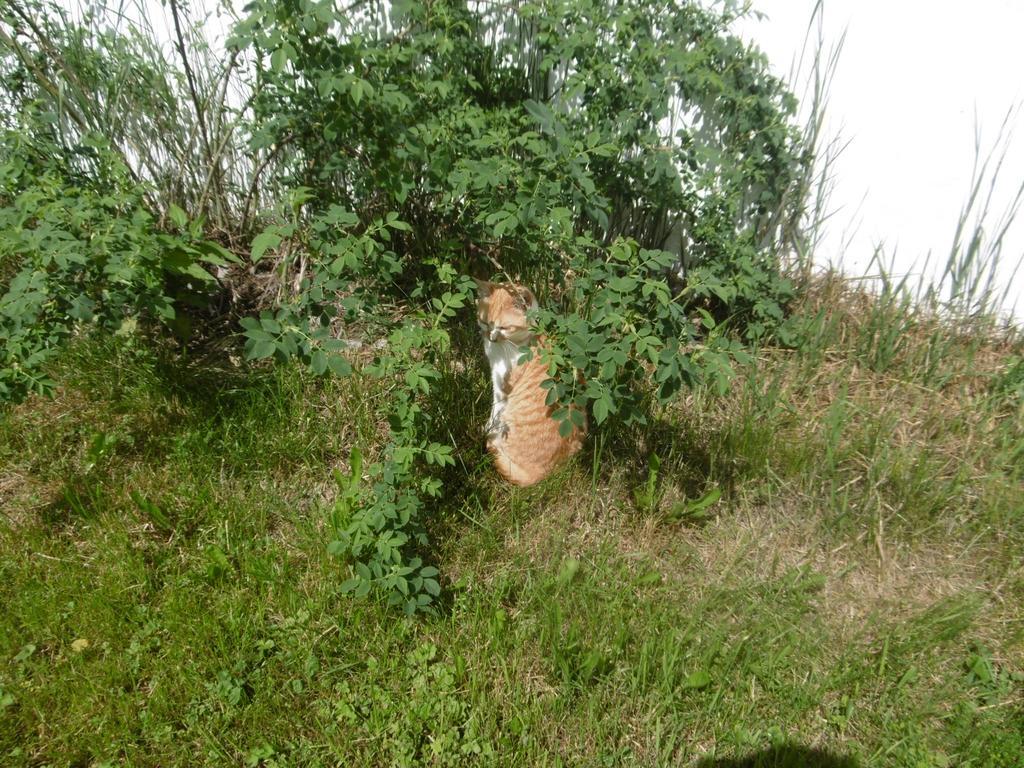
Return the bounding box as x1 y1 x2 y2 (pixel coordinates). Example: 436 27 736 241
524 98 554 130
317 75 337 99
385 213 411 231
350 78 373 106
557 557 580 587
667 487 722 521
311 350 328 376
196 240 243 265
328 354 352 376
682 670 712 690
249 340 277 360
130 490 170 530
167 204 187 229
182 262 217 283
251 230 282 262
270 42 296 72
270 47 286 72
687 487 721 513
327 540 346 556
589 142 619 158
637 568 662 586
485 210 518 238
349 446 362 481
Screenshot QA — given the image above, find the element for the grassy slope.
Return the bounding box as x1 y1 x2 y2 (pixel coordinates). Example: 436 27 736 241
1 275 1022 767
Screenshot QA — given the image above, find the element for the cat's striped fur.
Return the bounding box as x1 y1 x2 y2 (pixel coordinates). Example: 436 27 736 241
476 280 585 486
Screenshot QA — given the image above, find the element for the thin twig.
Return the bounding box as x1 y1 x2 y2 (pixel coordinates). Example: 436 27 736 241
241 134 294 233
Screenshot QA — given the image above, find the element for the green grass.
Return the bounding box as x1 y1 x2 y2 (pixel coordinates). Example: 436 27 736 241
2 284 1022 767
2 0 1021 763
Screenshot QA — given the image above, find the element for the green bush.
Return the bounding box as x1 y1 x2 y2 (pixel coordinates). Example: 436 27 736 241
229 0 807 610
0 119 237 403
1 0 810 612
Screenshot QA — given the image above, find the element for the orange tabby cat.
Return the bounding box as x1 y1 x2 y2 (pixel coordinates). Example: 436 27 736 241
476 280 585 486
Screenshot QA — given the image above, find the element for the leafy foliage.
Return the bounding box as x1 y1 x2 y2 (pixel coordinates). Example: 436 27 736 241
222 0 807 609
0 0 275 230
0 121 235 402
322 279 470 613
1 0 810 611
531 238 753 435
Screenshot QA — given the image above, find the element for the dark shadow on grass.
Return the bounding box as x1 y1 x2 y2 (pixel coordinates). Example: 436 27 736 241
29 336 355 540
68 336 347 474
587 414 719 497
575 408 750 526
696 745 860 768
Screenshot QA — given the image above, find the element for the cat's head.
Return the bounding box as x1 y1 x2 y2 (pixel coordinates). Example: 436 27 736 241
475 280 538 344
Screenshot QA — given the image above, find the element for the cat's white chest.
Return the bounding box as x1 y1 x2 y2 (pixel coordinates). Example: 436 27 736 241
484 338 518 396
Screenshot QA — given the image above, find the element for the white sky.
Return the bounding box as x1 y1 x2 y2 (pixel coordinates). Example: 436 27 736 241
734 1 1024 318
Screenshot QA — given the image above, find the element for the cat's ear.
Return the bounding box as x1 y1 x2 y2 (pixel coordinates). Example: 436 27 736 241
517 286 538 311
473 278 493 296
